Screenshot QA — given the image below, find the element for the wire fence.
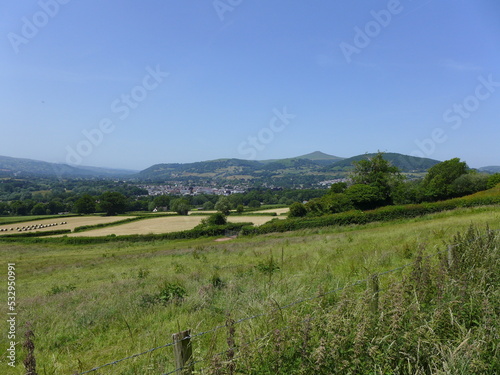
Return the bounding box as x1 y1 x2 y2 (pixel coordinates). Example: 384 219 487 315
76 228 499 374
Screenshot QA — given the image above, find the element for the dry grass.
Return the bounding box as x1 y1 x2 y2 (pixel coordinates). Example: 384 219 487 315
253 207 290 215
0 216 135 235
57 215 283 237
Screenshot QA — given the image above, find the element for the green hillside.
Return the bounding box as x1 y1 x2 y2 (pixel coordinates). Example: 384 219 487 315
327 152 440 172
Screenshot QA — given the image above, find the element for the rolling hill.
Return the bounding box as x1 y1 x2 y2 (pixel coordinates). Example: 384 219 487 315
0 155 137 178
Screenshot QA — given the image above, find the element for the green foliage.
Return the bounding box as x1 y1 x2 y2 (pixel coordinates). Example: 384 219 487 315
200 212 227 226
256 255 280 275
170 198 191 215
248 200 261 209
329 182 347 193
350 151 404 201
288 202 307 218
215 196 232 215
99 191 128 216
421 158 468 200
46 284 76 296
345 184 386 210
74 194 96 214
487 173 500 189
140 282 187 307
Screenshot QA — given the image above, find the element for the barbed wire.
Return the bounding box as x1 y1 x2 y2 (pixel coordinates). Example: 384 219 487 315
77 228 499 374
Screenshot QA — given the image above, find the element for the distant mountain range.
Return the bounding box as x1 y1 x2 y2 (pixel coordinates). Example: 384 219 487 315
1 153 497 185
137 152 442 184
0 155 137 178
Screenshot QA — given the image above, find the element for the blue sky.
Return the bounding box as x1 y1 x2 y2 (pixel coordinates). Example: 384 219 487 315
1 0 499 170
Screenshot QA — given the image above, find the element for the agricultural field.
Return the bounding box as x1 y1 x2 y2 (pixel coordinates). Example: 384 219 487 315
0 216 135 235
55 215 283 237
1 205 499 374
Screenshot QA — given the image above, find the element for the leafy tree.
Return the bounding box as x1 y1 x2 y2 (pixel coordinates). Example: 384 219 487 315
170 198 191 215
99 192 128 216
345 184 386 210
421 158 468 201
202 201 215 210
329 182 347 194
47 199 66 214
10 201 29 215
215 196 232 215
350 152 403 203
236 204 244 214
204 212 227 226
74 194 96 214
322 193 354 213
487 173 500 189
288 202 307 218
248 200 261 209
450 173 488 197
31 203 47 215
0 202 9 215
153 195 170 210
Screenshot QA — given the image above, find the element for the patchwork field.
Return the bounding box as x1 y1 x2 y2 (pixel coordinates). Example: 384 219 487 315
56 214 283 237
0 215 134 235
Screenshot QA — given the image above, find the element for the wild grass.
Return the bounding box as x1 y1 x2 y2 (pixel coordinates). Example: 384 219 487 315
0 206 499 374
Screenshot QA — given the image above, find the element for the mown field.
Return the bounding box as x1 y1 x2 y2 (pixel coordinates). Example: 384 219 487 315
0 216 135 235
1 204 499 374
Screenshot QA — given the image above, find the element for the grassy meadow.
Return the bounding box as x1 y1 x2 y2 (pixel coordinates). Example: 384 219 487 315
0 204 499 374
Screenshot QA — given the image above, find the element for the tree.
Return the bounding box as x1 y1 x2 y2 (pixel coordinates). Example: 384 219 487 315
345 184 386 210
31 203 47 215
153 195 170 210
487 173 500 189
350 152 403 204
74 194 96 214
99 192 128 216
170 198 191 215
215 196 232 215
421 158 468 201
248 200 261 209
288 202 307 218
329 182 347 194
203 212 227 226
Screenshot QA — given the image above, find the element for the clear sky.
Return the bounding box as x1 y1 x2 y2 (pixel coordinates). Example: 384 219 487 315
1 0 499 170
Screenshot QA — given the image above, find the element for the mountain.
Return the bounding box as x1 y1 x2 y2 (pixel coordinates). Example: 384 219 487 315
325 153 441 173
0 155 137 178
137 152 441 187
261 151 344 166
0 152 444 187
479 166 500 174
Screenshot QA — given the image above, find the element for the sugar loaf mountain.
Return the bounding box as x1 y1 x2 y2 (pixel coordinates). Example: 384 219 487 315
1 152 496 188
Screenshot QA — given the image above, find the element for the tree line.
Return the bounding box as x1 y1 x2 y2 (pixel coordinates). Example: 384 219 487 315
290 153 500 218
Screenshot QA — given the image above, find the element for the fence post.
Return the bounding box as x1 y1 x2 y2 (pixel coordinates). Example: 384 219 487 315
369 274 379 315
447 245 454 269
172 330 194 375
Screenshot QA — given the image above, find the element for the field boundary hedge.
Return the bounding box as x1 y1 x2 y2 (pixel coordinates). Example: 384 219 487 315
0 222 252 244
241 195 500 235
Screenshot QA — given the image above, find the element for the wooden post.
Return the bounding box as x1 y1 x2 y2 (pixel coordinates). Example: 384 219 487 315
447 245 454 269
172 330 194 375
369 274 379 315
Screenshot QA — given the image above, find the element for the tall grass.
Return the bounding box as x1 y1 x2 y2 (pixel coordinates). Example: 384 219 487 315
0 206 499 374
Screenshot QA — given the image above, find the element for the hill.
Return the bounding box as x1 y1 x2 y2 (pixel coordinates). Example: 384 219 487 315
479 166 500 174
0 155 138 178
325 152 441 173
137 152 441 187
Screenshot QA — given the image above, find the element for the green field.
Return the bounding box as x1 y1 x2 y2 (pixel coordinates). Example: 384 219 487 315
1 205 499 374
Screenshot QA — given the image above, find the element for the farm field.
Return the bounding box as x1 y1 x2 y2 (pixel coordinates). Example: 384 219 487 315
0 215 134 234
1 205 499 374
253 207 289 215
56 214 283 237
